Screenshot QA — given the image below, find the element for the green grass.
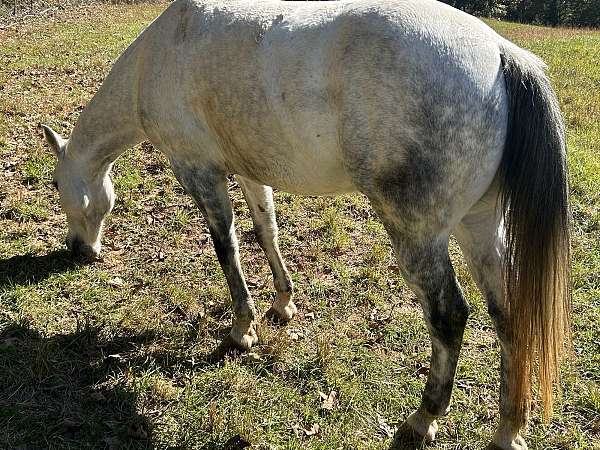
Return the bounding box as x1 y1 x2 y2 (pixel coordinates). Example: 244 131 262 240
1 4 599 449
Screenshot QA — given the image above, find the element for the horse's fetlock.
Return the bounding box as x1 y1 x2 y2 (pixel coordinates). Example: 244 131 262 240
273 272 293 296
234 300 257 322
422 396 452 418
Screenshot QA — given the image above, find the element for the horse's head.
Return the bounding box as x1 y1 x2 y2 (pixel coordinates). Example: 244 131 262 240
42 125 115 259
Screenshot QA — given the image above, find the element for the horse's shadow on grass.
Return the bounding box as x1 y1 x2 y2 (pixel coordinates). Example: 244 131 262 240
0 322 156 449
0 249 85 288
0 321 255 450
0 248 263 448
0 250 252 449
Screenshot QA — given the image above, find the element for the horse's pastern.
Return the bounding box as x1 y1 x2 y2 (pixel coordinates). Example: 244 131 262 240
268 293 297 322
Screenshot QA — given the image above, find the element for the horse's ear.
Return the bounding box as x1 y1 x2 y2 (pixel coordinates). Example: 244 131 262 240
42 125 66 156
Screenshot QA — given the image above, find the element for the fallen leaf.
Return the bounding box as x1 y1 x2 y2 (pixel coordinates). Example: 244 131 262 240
303 423 320 436
107 277 123 287
292 422 321 438
376 415 395 438
319 390 338 411
246 276 260 287
106 354 126 364
127 421 148 439
246 352 261 362
61 418 80 429
155 249 165 261
90 391 106 402
416 365 430 378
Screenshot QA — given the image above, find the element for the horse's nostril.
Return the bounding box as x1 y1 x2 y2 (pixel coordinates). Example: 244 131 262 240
66 236 81 252
78 244 100 259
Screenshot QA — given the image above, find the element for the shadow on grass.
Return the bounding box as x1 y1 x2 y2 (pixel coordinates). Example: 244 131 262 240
0 320 254 449
0 249 86 288
0 252 254 448
0 322 154 449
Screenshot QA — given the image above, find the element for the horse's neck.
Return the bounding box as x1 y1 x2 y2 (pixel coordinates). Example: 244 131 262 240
68 47 146 178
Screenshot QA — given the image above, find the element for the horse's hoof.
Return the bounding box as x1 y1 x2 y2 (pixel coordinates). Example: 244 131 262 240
485 435 528 450
229 323 258 350
268 293 297 322
207 337 237 362
389 421 429 449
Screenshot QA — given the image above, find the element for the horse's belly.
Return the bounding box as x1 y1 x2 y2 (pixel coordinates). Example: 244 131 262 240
197 75 355 195
224 133 356 196
249 158 355 196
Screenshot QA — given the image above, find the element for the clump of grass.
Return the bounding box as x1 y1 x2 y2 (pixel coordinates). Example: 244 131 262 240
2 196 49 222
22 152 54 186
320 206 350 251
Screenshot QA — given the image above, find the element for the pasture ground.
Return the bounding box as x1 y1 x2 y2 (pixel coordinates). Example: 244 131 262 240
0 3 599 449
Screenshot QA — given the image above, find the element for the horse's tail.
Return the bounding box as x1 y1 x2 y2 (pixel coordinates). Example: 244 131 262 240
497 42 571 428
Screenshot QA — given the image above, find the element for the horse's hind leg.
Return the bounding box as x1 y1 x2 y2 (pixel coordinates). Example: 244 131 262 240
454 190 527 450
374 213 470 448
237 176 296 321
171 162 258 350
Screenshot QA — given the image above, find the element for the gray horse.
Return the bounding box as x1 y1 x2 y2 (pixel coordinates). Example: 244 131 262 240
42 1 571 448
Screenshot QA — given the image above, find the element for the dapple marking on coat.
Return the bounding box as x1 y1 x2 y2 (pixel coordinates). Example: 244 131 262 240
42 1 571 448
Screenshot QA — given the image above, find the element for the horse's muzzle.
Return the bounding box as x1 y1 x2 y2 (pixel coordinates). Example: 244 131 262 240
66 236 100 259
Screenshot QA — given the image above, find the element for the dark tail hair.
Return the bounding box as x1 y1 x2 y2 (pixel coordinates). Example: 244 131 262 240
498 43 571 428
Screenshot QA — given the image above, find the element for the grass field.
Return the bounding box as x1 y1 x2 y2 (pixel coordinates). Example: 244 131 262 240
1 3 599 449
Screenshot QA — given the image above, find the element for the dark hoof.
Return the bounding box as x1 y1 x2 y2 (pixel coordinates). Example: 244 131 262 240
484 445 504 450
207 335 242 362
222 433 251 449
389 421 428 450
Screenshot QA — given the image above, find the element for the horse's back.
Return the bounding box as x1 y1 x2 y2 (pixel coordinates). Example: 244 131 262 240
138 0 508 201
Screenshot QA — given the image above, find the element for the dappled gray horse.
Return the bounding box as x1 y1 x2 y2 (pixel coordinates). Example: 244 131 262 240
42 0 571 448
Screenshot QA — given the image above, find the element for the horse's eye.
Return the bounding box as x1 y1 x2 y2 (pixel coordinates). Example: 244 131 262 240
51 181 58 190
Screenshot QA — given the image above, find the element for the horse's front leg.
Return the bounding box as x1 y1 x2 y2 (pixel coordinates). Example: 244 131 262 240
172 162 258 349
237 176 296 322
